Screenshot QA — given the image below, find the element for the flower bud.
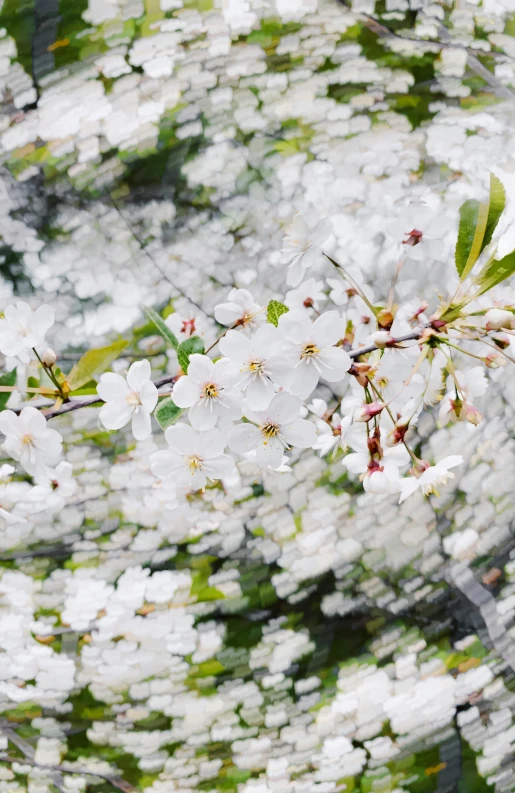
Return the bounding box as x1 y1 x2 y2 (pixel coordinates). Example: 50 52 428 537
485 308 513 331
484 351 506 369
376 309 394 330
462 402 482 426
368 330 391 348
42 348 57 366
354 401 386 422
385 419 409 447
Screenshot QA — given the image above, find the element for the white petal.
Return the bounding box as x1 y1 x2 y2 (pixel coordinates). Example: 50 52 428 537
312 311 344 348
342 452 368 474
251 324 279 354
164 423 198 454
188 398 219 430
127 359 152 391
99 401 133 430
33 304 55 334
185 354 214 383
139 380 158 412
286 257 306 287
218 330 250 362
214 303 241 326
199 428 225 459
267 391 301 425
246 376 275 410
172 375 199 408
289 362 319 400
398 476 421 503
255 436 283 469
282 418 317 449
228 424 261 455
278 309 312 341
20 406 47 433
203 454 235 480
97 373 130 402
317 347 352 382
150 449 183 479
132 408 152 440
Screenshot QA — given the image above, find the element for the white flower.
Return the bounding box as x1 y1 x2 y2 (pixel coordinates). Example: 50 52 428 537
149 424 235 490
229 392 316 469
399 455 463 503
37 461 77 497
0 407 63 476
172 354 242 430
0 302 54 364
0 505 26 525
438 367 488 426
214 288 263 328
285 278 326 312
97 360 158 440
363 462 403 495
312 412 353 457
385 202 450 262
165 312 207 343
485 308 513 330
218 325 292 410
278 310 351 399
281 214 333 287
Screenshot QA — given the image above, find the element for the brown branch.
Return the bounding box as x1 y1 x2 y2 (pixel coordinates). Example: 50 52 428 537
349 330 422 359
0 727 67 792
0 753 139 793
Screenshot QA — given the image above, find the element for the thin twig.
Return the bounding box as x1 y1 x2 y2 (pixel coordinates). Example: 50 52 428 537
0 753 139 793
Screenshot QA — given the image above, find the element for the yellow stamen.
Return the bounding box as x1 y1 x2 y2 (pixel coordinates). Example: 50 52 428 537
301 343 320 359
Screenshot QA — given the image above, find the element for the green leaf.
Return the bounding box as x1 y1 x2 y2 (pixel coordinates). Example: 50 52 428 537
177 336 205 373
474 250 515 298
154 397 183 429
67 340 128 391
144 306 179 350
267 299 289 327
27 375 39 390
0 368 16 411
455 173 506 280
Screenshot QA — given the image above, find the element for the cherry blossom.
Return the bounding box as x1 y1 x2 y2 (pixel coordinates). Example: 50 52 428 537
214 288 263 329
385 201 451 262
281 214 333 287
149 424 235 490
278 310 352 399
165 312 207 343
0 302 54 364
229 391 316 469
399 455 464 502
218 324 292 410
172 354 242 430
97 360 158 440
285 278 326 312
0 407 63 476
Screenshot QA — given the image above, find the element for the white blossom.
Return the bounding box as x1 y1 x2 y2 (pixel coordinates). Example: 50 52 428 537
97 360 158 440
150 424 235 490
214 288 263 328
0 302 54 363
399 455 463 502
280 214 333 287
172 354 242 430
0 407 62 476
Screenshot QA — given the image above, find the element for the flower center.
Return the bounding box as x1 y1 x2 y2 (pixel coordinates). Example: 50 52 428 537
248 358 265 374
21 433 33 446
261 422 279 440
181 318 196 336
187 455 203 472
203 383 219 399
402 228 423 247
126 391 141 407
301 342 320 359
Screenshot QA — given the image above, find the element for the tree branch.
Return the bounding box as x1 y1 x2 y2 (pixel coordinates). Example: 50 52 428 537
0 752 139 793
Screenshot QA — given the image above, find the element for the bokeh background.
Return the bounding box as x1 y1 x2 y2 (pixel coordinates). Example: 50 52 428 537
1 0 515 792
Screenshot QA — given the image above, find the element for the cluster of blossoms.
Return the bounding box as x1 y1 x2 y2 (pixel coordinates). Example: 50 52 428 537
1 177 514 521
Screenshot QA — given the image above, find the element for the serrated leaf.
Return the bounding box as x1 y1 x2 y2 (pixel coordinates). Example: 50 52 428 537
154 397 183 429
67 340 128 391
144 306 179 350
474 250 515 298
0 369 16 411
456 173 506 280
267 299 289 327
177 336 205 373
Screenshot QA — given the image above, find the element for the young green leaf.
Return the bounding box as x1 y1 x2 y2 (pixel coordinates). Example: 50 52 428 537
474 250 515 298
455 173 506 281
143 306 179 350
67 340 128 391
154 397 183 429
177 336 205 373
267 299 289 327
0 368 16 412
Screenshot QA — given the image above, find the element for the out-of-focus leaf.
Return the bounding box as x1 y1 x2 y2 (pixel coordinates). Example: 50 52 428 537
0 369 16 411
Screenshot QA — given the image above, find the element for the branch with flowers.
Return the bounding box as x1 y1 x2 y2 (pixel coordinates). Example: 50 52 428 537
1 172 515 520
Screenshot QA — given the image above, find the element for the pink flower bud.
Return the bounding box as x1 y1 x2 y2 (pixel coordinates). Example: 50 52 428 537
354 401 386 422
462 402 482 426
484 351 506 369
42 348 57 366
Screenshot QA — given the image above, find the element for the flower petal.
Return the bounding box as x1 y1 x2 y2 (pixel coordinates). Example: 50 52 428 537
99 401 133 430
139 380 158 413
317 347 351 382
188 398 219 431
150 449 183 479
164 423 198 454
312 311 344 348
267 392 301 425
127 359 152 391
246 376 275 411
172 375 199 408
185 354 214 383
218 330 250 362
282 418 316 449
199 428 225 459
97 372 130 402
228 423 261 455
132 408 152 440
203 454 235 480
